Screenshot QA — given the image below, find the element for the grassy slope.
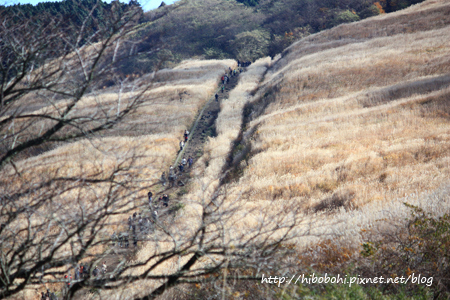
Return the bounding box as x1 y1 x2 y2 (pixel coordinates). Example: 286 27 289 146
5 0 450 298
4 59 234 300
228 0 450 246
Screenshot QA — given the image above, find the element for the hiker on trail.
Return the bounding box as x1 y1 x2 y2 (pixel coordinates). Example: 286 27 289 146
237 60 240 67
64 274 72 287
188 156 193 168
180 140 184 151
151 210 158 222
75 265 80 280
145 217 151 231
120 232 129 248
111 232 118 246
46 290 56 300
128 216 132 231
148 191 153 202
124 234 129 248
184 129 189 142
139 215 144 232
83 265 89 278
148 193 153 210
215 93 219 102
93 266 99 278
179 163 184 173
221 75 225 84
221 85 224 93
132 214 137 232
118 234 123 247
160 172 166 186
42 291 51 300
169 173 176 188
102 262 107 275
49 290 57 300
181 157 187 166
162 194 169 207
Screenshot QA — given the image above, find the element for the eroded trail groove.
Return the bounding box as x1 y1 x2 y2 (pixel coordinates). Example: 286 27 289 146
73 68 246 298
169 69 243 190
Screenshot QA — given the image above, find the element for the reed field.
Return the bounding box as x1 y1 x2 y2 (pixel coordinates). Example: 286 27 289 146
4 0 450 298
124 3 450 296
225 0 450 249
1 59 235 300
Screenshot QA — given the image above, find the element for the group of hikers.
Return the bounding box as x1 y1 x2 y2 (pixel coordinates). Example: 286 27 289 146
70 262 107 280
221 66 241 86
238 60 251 67
39 62 252 299
111 210 156 249
47 261 108 299
148 191 170 209
161 157 193 188
40 289 57 300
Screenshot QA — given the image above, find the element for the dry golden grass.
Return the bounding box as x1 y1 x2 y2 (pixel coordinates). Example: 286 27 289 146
184 57 271 202
222 0 450 249
5 1 450 297
2 59 235 299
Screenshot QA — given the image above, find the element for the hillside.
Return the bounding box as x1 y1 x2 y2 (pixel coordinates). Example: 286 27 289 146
156 0 450 298
2 0 427 76
114 0 428 73
232 0 450 209
1 0 450 299
205 0 449 297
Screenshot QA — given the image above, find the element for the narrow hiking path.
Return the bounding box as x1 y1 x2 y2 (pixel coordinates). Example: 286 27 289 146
164 68 243 192
71 67 245 298
175 70 242 168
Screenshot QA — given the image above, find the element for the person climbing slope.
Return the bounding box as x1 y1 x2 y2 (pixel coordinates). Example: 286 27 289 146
160 172 166 186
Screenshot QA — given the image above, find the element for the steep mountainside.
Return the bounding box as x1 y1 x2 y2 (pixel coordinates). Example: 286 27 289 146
230 0 449 230
123 0 427 73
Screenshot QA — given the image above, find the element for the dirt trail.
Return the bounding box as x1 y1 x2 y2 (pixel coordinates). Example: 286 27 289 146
71 69 244 298
176 70 242 167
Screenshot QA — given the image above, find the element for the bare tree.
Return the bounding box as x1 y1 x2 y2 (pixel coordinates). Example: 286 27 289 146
0 1 151 298
0 3 313 300
0 0 144 169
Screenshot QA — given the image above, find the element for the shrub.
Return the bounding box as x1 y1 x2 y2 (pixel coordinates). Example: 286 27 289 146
359 4 383 18
358 203 450 297
203 47 228 59
335 10 360 24
312 189 356 213
232 29 270 62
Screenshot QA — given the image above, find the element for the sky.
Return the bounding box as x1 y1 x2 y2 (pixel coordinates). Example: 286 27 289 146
0 0 179 12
